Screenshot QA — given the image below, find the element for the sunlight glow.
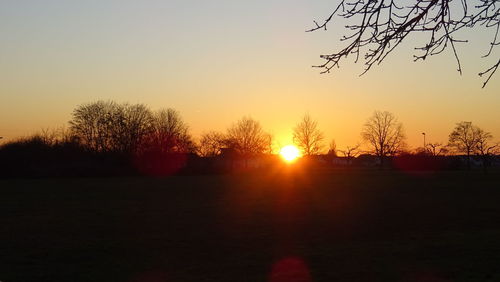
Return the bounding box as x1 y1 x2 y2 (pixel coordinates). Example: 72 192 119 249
280 145 300 162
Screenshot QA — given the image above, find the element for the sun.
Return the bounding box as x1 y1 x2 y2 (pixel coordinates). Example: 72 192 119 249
280 145 300 162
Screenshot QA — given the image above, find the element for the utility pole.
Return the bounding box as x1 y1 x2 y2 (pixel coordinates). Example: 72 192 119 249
422 132 426 148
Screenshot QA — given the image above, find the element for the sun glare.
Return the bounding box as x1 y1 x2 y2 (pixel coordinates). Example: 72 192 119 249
280 145 300 162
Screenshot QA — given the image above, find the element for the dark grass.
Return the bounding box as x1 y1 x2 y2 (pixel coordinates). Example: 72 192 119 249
1 169 500 282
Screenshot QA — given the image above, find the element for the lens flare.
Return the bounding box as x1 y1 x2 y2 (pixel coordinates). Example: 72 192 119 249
269 256 312 282
280 145 300 162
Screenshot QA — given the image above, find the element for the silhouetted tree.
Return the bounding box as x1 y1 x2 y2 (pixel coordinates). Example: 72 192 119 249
362 111 406 166
70 101 153 154
132 108 194 176
263 133 275 154
141 108 194 154
197 131 226 157
474 128 497 171
308 0 499 87
0 130 93 177
226 117 270 155
111 103 154 154
339 144 361 165
70 101 118 152
448 121 481 169
328 139 338 156
293 114 324 156
425 142 449 156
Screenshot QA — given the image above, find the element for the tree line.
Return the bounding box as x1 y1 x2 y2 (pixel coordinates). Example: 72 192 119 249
0 101 498 176
293 111 498 170
67 101 274 158
69 101 195 155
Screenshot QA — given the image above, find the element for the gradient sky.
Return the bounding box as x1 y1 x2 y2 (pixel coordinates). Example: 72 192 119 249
1 0 499 151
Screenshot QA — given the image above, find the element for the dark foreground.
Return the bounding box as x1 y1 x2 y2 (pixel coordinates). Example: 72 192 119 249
1 169 500 282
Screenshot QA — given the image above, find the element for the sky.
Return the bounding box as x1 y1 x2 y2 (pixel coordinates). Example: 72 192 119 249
1 0 499 151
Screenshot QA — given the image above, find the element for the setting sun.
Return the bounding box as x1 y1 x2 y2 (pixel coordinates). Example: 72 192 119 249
280 145 300 162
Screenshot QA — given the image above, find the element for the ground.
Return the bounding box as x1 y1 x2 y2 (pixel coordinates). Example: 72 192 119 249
1 168 500 282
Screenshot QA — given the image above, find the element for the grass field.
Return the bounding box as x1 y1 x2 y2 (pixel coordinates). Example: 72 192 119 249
1 169 500 282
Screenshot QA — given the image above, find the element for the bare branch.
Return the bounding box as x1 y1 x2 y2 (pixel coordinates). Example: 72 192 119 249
309 0 500 87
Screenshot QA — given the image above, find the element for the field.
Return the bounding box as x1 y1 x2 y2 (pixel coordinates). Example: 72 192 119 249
1 169 500 282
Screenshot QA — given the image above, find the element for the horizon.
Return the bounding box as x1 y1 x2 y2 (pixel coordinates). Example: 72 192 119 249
1 1 499 150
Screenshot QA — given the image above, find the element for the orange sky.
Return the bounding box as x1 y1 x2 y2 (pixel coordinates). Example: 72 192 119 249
1 1 499 152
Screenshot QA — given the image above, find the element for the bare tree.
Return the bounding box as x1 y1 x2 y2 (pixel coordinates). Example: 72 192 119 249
362 111 406 166
425 142 449 156
293 114 324 156
70 101 196 156
142 108 194 154
339 143 361 165
263 133 275 154
70 101 119 152
129 108 194 175
197 131 226 157
308 0 499 87
448 121 481 169
474 128 497 170
70 101 154 154
111 103 154 154
226 117 270 155
328 139 338 156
